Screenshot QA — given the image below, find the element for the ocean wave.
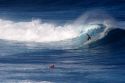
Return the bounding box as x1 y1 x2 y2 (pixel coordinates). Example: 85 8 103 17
0 18 109 44
0 10 120 49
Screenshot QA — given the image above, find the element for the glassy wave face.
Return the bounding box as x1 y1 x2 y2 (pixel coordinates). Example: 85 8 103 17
0 0 125 83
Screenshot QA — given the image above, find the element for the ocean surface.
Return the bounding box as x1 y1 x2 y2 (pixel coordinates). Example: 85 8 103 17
0 0 125 83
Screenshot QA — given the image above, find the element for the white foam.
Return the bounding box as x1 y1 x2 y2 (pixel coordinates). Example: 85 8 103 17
0 19 108 43
0 19 78 42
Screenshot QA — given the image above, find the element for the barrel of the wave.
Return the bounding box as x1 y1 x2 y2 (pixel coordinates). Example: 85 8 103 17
85 24 106 37
73 24 107 46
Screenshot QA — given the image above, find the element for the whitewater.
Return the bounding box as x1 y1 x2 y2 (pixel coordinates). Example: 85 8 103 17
0 17 112 44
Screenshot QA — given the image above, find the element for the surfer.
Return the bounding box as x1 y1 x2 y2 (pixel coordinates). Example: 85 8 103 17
49 64 55 69
87 34 91 41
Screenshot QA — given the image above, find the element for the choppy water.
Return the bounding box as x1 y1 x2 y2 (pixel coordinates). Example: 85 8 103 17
0 0 125 83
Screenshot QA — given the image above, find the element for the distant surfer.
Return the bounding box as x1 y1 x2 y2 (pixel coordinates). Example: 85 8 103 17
87 34 91 41
49 64 55 69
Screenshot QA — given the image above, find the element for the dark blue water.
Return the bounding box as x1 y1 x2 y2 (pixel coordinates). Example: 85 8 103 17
0 0 125 83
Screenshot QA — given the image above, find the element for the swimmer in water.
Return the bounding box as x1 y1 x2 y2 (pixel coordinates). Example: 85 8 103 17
49 64 55 69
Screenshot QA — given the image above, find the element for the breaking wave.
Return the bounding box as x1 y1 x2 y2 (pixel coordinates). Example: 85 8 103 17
0 19 110 43
0 10 122 48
